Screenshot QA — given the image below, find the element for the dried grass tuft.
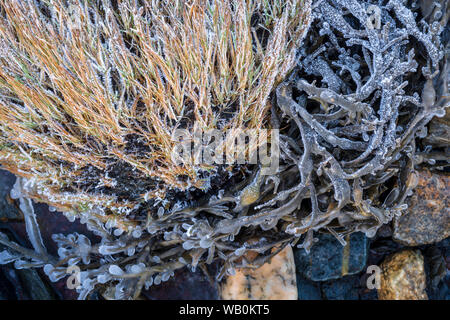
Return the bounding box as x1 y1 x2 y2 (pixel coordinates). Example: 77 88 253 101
0 0 311 209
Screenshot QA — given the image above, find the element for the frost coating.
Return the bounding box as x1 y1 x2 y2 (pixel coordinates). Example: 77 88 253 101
273 0 449 245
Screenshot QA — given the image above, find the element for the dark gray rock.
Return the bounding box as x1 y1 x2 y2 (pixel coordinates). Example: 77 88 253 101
296 273 322 300
16 269 55 300
0 260 55 300
433 275 450 300
321 276 360 300
0 268 16 300
143 264 219 300
0 170 20 220
294 232 369 281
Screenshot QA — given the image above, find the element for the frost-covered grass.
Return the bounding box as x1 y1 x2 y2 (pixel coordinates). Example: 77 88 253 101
0 0 311 208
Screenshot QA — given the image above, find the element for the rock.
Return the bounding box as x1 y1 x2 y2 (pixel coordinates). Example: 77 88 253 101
366 238 404 274
433 274 450 300
296 273 322 300
16 269 55 300
375 224 393 238
0 268 16 300
321 276 360 300
221 245 297 300
143 264 219 300
423 239 450 299
294 232 369 281
378 249 428 300
425 246 447 289
0 170 21 221
393 170 449 246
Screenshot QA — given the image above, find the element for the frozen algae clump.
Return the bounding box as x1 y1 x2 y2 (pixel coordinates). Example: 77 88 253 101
0 0 449 300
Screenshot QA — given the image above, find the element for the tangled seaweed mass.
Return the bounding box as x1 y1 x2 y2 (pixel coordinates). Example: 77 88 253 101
0 0 449 299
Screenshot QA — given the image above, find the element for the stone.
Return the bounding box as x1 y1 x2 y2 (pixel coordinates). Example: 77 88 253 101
0 266 55 300
220 245 297 300
0 170 21 221
143 264 219 300
423 239 450 299
0 268 16 300
16 269 55 300
296 273 322 300
294 232 369 281
378 249 428 300
321 276 360 300
393 170 449 246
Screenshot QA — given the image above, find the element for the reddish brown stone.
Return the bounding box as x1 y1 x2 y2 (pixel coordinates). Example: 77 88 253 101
393 170 449 246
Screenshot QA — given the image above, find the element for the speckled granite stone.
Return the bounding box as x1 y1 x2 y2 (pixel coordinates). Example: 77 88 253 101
221 245 297 300
378 249 428 300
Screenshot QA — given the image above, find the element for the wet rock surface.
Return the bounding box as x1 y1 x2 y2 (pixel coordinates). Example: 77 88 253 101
294 232 369 281
0 170 20 221
295 274 322 300
143 264 219 300
293 236 449 300
321 276 361 300
393 170 449 246
378 250 428 300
